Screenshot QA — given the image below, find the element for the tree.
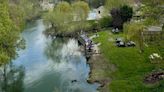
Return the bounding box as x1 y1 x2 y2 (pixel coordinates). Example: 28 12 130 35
11 0 41 21
9 4 25 32
72 1 89 21
120 5 133 22
72 1 90 30
110 8 123 29
0 0 19 65
43 1 73 34
124 22 145 52
55 1 73 24
110 5 133 29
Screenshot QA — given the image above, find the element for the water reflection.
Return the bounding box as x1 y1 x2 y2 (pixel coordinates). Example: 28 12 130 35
45 38 98 92
2 20 99 92
0 64 25 92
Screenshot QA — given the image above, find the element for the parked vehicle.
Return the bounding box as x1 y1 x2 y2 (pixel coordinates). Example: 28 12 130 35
112 28 120 33
115 38 123 43
126 41 136 47
116 41 126 47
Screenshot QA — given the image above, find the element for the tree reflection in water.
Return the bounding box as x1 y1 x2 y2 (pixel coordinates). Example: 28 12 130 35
0 63 25 92
44 38 69 62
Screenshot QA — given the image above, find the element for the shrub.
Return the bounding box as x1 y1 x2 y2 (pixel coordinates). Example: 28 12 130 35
99 16 112 28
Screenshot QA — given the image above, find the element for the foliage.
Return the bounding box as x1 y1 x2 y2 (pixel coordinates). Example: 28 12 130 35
141 0 164 6
72 1 90 21
139 0 164 25
105 0 134 11
143 17 159 26
9 4 25 32
88 0 105 8
123 22 144 52
110 5 133 29
43 1 90 34
43 1 73 33
123 22 144 40
99 17 112 28
110 8 123 29
8 0 42 33
120 5 133 22
9 0 41 21
21 0 41 20
0 0 19 65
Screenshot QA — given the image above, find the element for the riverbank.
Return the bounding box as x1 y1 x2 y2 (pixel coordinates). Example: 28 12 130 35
86 33 115 92
87 54 114 92
43 19 97 38
87 30 164 92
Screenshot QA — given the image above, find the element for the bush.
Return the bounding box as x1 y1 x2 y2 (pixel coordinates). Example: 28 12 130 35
99 16 112 28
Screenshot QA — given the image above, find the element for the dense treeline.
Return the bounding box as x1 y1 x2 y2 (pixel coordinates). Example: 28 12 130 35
43 1 90 36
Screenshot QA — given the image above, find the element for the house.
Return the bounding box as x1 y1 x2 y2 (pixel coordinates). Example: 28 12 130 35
142 26 163 42
40 0 54 11
87 6 105 20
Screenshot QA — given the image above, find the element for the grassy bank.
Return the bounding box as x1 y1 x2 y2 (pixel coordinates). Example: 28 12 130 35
92 30 164 92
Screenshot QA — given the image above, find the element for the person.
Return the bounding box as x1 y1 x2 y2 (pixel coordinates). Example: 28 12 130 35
88 45 92 51
96 30 98 37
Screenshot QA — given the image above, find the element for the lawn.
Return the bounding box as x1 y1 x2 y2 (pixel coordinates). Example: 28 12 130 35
93 30 164 92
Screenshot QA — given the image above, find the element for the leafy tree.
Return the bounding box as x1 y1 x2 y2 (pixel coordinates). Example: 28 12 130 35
72 1 89 21
0 0 19 65
111 5 133 29
110 8 123 29
43 1 73 33
72 1 89 30
9 4 25 32
124 22 145 52
10 0 41 21
120 5 133 22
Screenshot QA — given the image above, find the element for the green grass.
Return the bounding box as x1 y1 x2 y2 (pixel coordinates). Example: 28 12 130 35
93 30 164 92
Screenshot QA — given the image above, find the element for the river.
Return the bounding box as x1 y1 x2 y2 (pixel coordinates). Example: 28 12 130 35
0 20 99 92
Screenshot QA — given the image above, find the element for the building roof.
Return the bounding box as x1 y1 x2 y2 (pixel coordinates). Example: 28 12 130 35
148 26 162 32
